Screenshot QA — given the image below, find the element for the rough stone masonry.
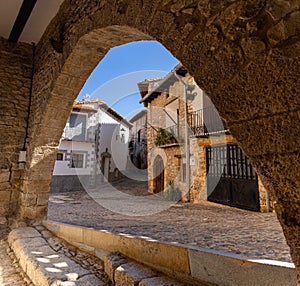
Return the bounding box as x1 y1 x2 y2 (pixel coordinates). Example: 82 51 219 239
0 0 299 283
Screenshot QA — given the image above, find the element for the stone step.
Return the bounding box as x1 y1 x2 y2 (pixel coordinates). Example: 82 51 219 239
8 227 107 286
104 253 186 286
8 226 188 286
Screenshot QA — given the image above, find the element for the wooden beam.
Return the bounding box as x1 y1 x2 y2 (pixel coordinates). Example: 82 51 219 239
8 0 37 43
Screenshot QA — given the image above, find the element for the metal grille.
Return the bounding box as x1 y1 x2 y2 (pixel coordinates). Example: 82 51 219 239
206 144 257 180
206 143 260 212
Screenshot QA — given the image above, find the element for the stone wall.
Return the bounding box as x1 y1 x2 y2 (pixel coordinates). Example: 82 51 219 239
146 85 185 194
0 37 32 231
189 137 206 202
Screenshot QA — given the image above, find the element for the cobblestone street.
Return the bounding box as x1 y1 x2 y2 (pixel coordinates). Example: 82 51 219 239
48 177 293 264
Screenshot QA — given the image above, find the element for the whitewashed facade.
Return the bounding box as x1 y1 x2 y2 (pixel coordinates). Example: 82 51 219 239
51 100 131 192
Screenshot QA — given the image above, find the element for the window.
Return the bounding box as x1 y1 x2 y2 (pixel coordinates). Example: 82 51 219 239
67 113 87 141
56 152 64 161
71 153 84 168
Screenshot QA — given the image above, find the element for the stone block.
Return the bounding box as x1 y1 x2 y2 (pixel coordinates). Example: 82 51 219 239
0 202 10 215
49 223 191 277
104 253 128 282
71 241 95 254
114 262 156 286
8 227 41 244
0 190 11 202
139 276 185 286
41 229 53 239
0 182 11 190
27 252 90 286
188 248 297 286
36 205 48 219
42 220 60 235
21 192 37 207
95 248 110 261
20 206 37 220
75 274 106 286
9 227 93 286
59 223 84 244
0 170 10 183
22 180 51 194
37 193 49 206
0 216 7 226
83 227 119 252
117 234 191 276
11 237 48 257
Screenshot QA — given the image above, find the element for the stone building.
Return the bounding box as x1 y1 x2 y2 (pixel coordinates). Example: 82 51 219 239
51 99 131 192
128 109 148 170
140 65 272 212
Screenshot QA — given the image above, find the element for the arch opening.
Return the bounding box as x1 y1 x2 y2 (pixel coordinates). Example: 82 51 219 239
42 37 291 266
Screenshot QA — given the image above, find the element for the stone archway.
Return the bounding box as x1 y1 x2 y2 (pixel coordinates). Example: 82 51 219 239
1 0 298 279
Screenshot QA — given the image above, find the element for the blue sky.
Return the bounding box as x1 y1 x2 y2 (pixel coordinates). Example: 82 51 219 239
77 40 179 119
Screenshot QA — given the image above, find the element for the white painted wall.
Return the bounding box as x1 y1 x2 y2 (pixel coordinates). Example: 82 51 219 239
53 101 131 178
100 123 130 172
111 123 130 171
53 141 94 176
165 99 179 129
190 83 204 112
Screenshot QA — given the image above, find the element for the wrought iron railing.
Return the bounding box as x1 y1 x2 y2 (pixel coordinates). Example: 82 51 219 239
188 106 229 137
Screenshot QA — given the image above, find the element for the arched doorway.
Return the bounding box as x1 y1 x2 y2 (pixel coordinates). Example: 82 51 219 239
153 155 164 194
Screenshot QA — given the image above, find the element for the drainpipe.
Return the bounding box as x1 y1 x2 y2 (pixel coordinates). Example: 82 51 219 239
174 73 190 202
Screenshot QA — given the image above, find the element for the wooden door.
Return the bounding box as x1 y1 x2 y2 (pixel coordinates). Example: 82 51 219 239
154 155 164 194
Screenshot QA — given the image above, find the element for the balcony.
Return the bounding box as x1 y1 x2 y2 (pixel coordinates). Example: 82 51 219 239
188 106 229 137
154 126 179 147
165 124 179 139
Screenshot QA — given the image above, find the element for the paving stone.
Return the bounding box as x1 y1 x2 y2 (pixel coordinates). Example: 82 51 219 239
104 253 128 282
41 229 54 239
0 239 28 285
35 225 46 231
75 274 106 285
114 262 156 286
8 227 41 244
7 227 109 286
48 178 292 263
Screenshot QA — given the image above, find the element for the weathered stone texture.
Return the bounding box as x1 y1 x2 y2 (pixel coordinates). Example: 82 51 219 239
0 0 299 281
114 261 156 286
0 37 32 230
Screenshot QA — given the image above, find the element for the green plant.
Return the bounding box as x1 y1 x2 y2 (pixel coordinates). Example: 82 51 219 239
154 128 177 146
